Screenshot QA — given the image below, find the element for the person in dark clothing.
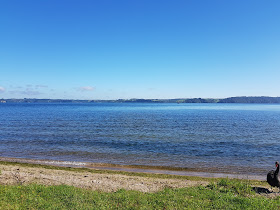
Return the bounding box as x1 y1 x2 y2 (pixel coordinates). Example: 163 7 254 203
267 161 280 190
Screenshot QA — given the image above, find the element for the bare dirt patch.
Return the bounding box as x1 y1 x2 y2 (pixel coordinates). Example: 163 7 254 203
0 164 208 192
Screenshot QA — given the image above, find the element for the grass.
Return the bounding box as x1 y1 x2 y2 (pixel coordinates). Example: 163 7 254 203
0 179 280 209
0 161 278 209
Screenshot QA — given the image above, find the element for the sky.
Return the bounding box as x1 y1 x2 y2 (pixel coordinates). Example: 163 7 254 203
0 0 279 100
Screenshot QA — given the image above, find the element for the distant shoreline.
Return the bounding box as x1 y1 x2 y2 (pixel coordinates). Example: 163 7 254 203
1 96 280 104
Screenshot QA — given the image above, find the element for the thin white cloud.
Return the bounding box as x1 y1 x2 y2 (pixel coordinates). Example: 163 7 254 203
9 87 42 96
0 86 5 92
6 84 49 96
9 90 42 96
35 85 48 89
78 86 95 91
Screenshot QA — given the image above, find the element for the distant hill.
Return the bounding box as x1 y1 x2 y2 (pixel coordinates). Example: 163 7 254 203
1 96 280 104
218 96 280 104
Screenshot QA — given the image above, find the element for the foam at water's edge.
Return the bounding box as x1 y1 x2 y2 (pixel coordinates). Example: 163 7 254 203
0 157 86 167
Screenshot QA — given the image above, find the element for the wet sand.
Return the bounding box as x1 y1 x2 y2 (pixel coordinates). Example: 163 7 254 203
0 157 265 181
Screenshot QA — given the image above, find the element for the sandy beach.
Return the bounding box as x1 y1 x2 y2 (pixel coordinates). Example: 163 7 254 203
0 162 208 193
2 158 280 201
0 157 265 181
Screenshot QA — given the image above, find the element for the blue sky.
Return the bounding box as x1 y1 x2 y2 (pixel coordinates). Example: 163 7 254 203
0 0 279 100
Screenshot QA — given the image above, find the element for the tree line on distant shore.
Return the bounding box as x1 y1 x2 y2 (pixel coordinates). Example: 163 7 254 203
1 96 280 104
128 97 280 103
218 97 280 104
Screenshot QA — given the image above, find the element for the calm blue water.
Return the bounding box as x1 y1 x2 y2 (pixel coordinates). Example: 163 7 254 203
1 103 280 174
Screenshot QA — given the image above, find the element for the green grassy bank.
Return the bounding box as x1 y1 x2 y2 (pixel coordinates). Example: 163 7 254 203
0 179 280 209
0 161 279 209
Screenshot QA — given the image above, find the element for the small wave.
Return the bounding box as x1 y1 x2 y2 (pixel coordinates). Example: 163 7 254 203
39 160 87 166
0 157 87 167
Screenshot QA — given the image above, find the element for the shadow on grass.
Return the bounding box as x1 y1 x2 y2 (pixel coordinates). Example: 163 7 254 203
253 187 272 194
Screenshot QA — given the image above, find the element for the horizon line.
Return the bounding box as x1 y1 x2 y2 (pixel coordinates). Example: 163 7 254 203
1 96 280 101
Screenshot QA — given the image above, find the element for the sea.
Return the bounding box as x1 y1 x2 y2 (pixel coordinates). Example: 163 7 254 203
1 103 280 176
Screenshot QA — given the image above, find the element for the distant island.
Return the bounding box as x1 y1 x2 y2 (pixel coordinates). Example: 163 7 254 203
1 96 280 104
